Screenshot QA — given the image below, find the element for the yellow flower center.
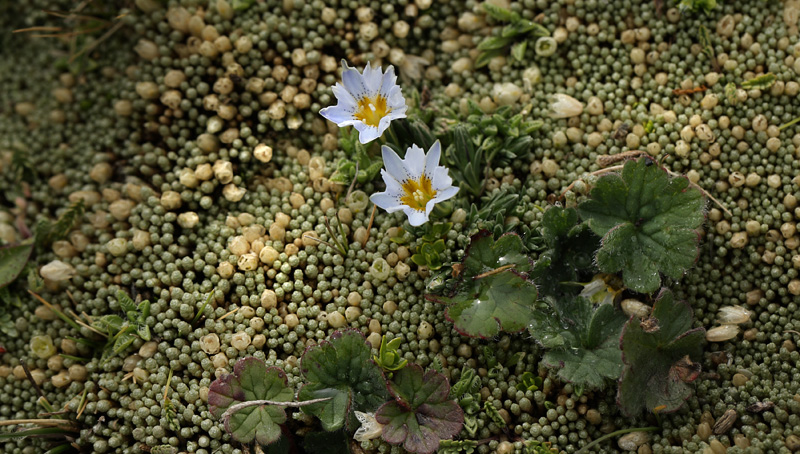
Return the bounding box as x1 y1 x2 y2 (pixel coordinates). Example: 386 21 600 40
354 94 390 127
400 175 437 212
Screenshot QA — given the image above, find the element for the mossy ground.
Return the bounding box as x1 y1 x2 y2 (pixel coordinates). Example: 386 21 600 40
2 1 800 453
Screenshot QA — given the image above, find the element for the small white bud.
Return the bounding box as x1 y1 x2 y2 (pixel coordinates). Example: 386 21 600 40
549 94 584 118
40 260 76 282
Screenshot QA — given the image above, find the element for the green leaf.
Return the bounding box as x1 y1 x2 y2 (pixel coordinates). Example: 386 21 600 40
208 357 293 445
329 159 356 184
541 299 627 390
617 289 705 417
137 323 151 341
137 300 150 318
0 427 76 441
530 206 599 301
518 20 550 37
448 125 484 195
679 0 717 15
474 49 504 69
477 36 514 51
438 439 478 454
481 2 518 22
411 240 446 270
462 226 529 273
374 335 408 372
578 158 705 293
94 314 124 334
518 372 542 391
449 365 481 400
376 364 464 454
111 331 136 356
298 329 388 431
232 0 255 10
511 41 527 61
429 231 537 338
0 241 34 290
467 190 520 227
741 73 776 90
117 291 136 314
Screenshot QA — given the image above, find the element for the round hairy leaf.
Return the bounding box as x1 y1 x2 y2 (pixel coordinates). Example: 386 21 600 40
208 357 293 445
298 329 388 431
541 301 627 390
617 289 706 417
427 231 537 338
578 158 705 293
375 364 464 454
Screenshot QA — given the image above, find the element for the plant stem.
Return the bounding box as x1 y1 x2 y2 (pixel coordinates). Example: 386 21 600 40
192 289 216 325
779 115 800 131
346 160 359 200
28 291 83 332
575 426 659 454
221 397 331 425
323 216 347 256
0 419 77 428
164 368 173 401
76 388 88 418
474 264 515 280
385 125 401 148
363 205 377 246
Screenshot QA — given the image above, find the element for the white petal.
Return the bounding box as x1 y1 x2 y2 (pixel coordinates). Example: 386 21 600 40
374 115 393 140
382 110 407 128
403 144 425 178
341 61 369 99
404 207 429 226
431 185 459 204
423 140 441 179
386 87 407 110
370 192 404 213
331 83 358 109
354 122 382 144
362 61 383 94
431 166 454 191
319 106 356 126
379 66 399 96
381 146 411 182
379 168 404 194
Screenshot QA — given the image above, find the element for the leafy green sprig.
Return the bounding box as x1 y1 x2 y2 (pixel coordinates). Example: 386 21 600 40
477 3 550 67
91 290 151 359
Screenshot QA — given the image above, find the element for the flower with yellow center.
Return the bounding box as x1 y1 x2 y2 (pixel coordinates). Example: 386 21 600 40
319 60 407 144
370 141 459 226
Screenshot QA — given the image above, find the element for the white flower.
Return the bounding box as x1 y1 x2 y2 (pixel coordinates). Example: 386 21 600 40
370 141 459 226
353 411 383 442
549 93 584 118
319 60 407 144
